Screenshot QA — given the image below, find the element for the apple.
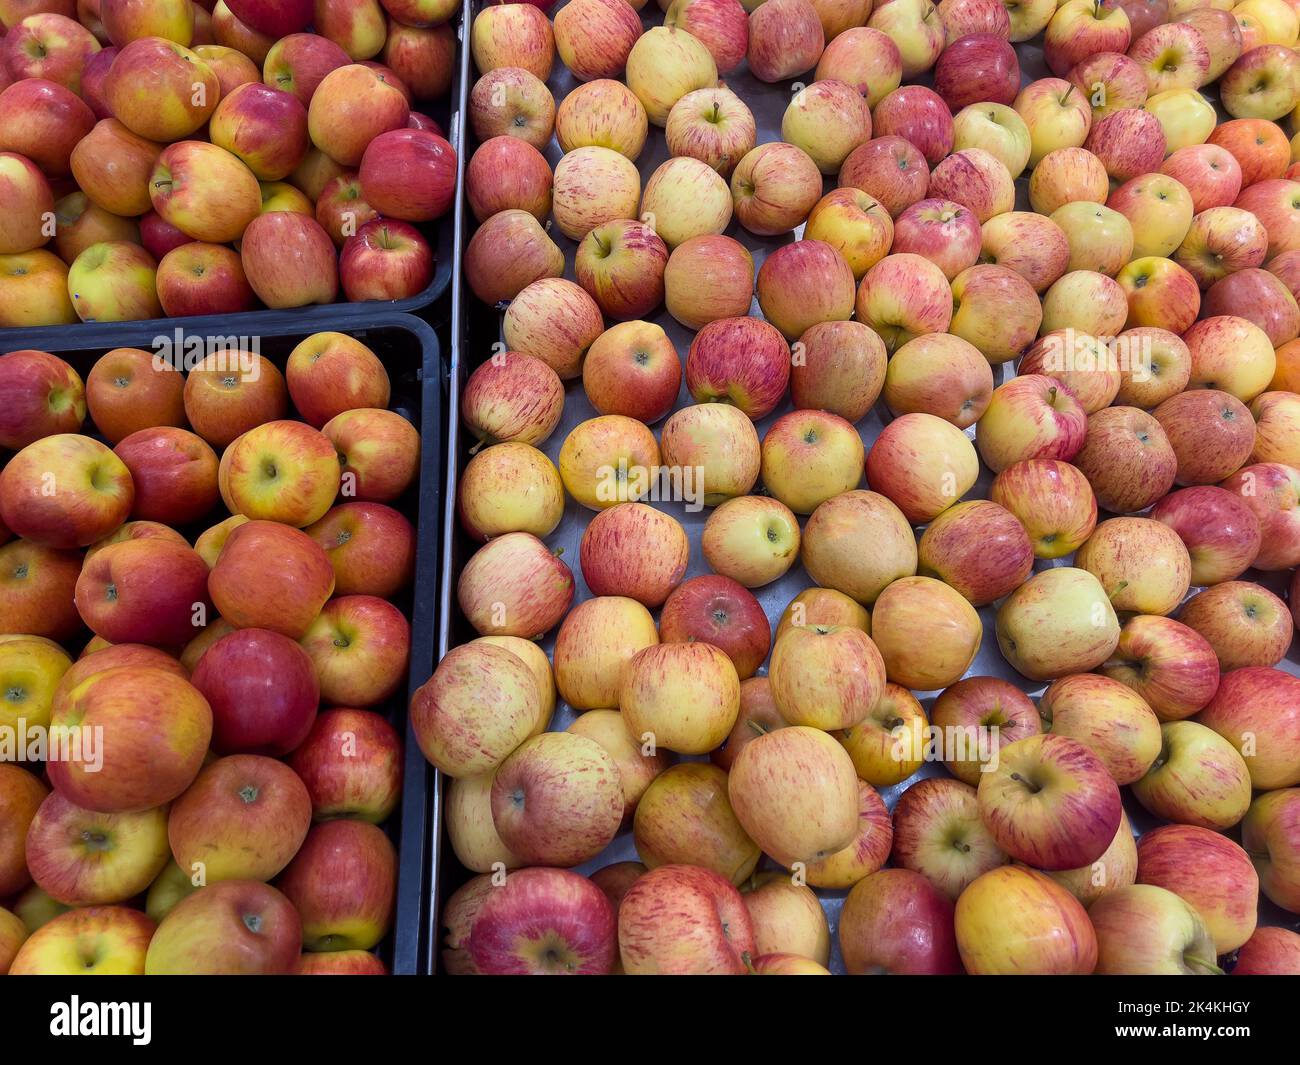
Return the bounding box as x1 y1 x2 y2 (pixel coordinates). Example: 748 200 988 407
1074 405 1178 514
1220 44 1300 120
154 242 256 316
468 66 554 149
554 0 641 81
357 127 456 225
277 818 395 952
815 26 902 108
712 677 786 773
1235 179 1300 260
146 879 300 974
1132 719 1253 829
1090 884 1221 974
996 567 1120 681
553 595 658 711
339 218 434 303
207 519 334 639
791 319 887 422
52 192 142 264
955 866 1097 974
1050 200 1134 276
182 350 287 449
499 280 603 384
618 864 754 975
1220 462 1300 571
978 210 1070 293
467 137 551 223
0 434 132 549
1044 0 1132 77
68 117 161 221
6 904 148 975
1169 5 1237 77
285 707 401 824
1197 666 1300 788
489 732 622 868
298 594 410 709
937 0 1011 41
0 547 85 641
620 639 741 754
782 79 871 175
800 489 917 605
768 623 884 731
730 140 822 236
1084 106 1168 182
633 763 759 884
1241 789 1300 912
854 251 954 353
975 375 1088 474
641 155 734 249
662 233 754 329
166 754 310 884
1232 927 1300 974
917 499 1034 605
1183 314 1276 402
839 868 962 975
871 84 953 166
1100 613 1220 724
1179 580 1293 672
1116 256 1202 334
1013 77 1093 167
26 791 169 905
934 32 1019 109
1038 673 1163 786
728 725 859 867
1137 823 1259 953
665 0 748 74
890 777 1008 899
760 409 864 514
554 77 646 158
1174 206 1268 288
558 413 663 511
660 574 770 681
951 103 1031 179
3 13 100 91
1130 21 1210 95
1150 485 1262 587
837 682 927 786
1075 516 1192 618
577 503 687 609
976 733 1123 870
445 772 520 875
568 709 669 824
1161 144 1243 213
665 85 755 177
1252 389 1300 466
104 37 216 143
892 198 982 281
1206 268 1300 346
409 642 539 778
0 764 48 896
1067 50 1148 117
700 495 799 589
839 135 929 218
0 350 85 451
1018 331 1120 413
551 146 642 244
459 867 616 975
747 0 823 82
869 0 944 77
470 2 554 79
457 532 572 638
626 24 717 124
72 538 209 650
741 870 831 964
0 79 94 178
755 239 855 341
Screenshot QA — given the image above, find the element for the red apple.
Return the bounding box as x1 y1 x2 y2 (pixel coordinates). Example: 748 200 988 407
304 502 415 599
618 864 756 975
0 349 85 451
659 573 772 681
146 880 301 974
358 127 456 223
207 520 335 638
74 537 210 646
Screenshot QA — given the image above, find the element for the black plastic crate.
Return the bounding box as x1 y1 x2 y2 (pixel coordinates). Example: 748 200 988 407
1 311 442 975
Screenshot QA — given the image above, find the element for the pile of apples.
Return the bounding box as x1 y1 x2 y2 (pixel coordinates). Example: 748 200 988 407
429 0 1300 975
0 333 421 974
0 0 457 326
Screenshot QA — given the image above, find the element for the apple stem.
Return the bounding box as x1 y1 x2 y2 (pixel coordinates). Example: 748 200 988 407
1108 580 1129 599
1185 957 1225 975
1059 85 1075 106
746 719 770 737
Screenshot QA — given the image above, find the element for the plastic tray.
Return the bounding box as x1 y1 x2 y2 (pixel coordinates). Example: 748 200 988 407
3 312 443 975
0 14 466 354
438 3 1299 973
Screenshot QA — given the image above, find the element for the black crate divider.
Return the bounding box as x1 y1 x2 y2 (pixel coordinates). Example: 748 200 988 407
5 311 442 975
